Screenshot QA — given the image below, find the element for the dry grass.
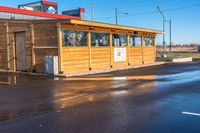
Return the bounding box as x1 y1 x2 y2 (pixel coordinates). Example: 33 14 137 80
156 51 200 60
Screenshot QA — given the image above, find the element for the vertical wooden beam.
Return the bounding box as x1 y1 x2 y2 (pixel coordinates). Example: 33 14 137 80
5 22 10 70
127 34 130 65
153 36 156 62
88 31 92 70
57 23 63 74
110 33 113 68
12 34 16 72
30 23 35 72
142 36 144 64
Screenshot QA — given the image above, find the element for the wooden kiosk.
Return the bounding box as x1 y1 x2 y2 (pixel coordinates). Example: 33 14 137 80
0 19 162 75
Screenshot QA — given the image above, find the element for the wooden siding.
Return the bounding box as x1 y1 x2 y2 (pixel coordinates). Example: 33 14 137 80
61 45 155 74
91 47 110 70
143 46 156 63
34 22 58 72
62 47 89 74
0 23 7 69
130 47 143 65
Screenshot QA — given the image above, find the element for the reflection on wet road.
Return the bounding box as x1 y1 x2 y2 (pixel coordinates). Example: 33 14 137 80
0 62 200 133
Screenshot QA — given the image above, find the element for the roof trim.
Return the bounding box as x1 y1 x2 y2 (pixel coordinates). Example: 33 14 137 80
63 19 163 34
0 6 80 20
41 0 58 6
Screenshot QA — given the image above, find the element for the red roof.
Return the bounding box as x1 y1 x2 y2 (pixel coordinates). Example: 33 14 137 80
0 6 81 20
41 0 58 6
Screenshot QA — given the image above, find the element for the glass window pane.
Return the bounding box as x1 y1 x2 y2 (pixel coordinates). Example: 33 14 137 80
91 32 110 46
62 30 88 46
134 36 142 46
130 36 135 46
144 36 153 46
112 34 127 46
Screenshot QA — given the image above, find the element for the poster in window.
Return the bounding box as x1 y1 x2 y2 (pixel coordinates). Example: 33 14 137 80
114 48 126 62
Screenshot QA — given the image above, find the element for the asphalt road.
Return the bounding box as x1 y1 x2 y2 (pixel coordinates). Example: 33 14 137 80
0 62 200 133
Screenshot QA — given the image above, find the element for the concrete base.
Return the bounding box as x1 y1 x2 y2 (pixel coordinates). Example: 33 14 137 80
172 57 193 63
63 62 166 77
0 62 167 77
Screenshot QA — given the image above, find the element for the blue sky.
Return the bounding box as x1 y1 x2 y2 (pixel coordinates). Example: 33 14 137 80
0 0 200 45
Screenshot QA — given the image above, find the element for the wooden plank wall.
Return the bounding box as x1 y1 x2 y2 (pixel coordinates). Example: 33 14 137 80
0 20 59 73
0 22 7 69
130 47 143 65
62 47 89 74
34 22 58 72
143 46 156 63
91 47 110 70
61 45 156 74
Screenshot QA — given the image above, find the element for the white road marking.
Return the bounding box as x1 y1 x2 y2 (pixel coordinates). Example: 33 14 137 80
182 112 200 117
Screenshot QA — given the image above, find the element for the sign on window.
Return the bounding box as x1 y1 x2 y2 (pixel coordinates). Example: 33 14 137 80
114 48 126 62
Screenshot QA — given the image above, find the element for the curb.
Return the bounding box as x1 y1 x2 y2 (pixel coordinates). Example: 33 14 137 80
0 62 167 78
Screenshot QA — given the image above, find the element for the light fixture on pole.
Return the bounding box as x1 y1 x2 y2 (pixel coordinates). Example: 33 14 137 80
115 8 128 25
157 6 166 57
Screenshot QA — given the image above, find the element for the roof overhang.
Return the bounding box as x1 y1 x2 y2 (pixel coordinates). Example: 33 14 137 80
62 19 163 34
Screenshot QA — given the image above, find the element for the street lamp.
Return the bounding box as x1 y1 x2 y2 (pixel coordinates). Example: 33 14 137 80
115 8 128 25
157 6 166 57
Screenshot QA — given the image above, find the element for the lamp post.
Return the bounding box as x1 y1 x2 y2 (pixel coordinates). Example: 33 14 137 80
157 6 166 57
115 8 128 25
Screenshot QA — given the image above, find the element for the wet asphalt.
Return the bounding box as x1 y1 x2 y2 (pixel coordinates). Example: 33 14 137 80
0 62 200 133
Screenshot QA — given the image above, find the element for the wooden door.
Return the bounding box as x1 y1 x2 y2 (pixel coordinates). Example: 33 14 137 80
15 32 27 71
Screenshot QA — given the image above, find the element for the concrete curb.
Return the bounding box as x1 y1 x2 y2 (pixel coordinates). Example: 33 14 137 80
0 62 167 78
172 57 193 63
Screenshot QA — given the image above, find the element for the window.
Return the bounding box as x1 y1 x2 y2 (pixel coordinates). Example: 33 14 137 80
113 34 127 46
91 32 110 46
62 30 87 46
144 36 154 46
130 36 142 46
130 36 135 46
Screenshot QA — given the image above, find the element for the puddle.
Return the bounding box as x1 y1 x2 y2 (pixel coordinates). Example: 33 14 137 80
0 76 17 85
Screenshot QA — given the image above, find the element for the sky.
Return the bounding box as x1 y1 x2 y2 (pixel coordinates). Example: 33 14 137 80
0 0 200 45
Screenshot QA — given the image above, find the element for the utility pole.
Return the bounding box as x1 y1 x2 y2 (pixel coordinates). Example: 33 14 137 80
169 19 172 52
115 8 118 25
115 8 128 25
157 6 166 57
92 4 94 21
165 19 172 52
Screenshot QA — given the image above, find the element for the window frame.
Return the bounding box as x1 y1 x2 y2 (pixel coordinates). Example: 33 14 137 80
91 32 110 47
144 36 154 46
112 34 128 47
62 29 88 47
130 35 142 47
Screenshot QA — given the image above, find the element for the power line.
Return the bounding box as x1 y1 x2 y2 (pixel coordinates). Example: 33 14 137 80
94 3 200 20
94 0 172 10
